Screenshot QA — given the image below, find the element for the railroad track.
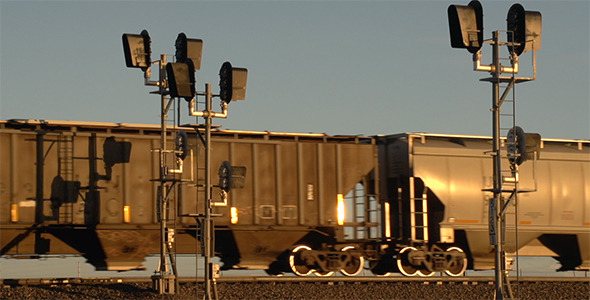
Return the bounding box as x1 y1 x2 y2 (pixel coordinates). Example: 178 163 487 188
3 276 588 286
3 275 588 300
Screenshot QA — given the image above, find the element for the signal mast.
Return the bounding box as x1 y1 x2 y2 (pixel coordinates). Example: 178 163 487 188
122 30 248 300
448 1 542 299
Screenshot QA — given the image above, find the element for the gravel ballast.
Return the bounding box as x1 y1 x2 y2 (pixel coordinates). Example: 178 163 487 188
1 280 589 299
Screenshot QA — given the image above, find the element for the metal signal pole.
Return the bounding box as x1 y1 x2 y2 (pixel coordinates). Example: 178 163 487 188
483 30 536 300
490 31 507 300
191 83 229 300
152 53 178 295
203 83 214 300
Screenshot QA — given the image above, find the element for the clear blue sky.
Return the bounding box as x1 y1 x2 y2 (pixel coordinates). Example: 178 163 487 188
1 0 588 139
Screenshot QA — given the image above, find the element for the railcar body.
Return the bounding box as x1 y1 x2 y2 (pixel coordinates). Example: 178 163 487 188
1 120 588 277
0 119 377 275
375 133 590 276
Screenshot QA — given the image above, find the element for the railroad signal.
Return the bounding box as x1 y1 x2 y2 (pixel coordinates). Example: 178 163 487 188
175 130 189 161
122 30 151 70
219 62 233 103
506 4 542 56
166 60 196 99
175 32 203 70
122 30 249 298
219 61 248 103
218 161 246 192
507 126 527 165
446 3 543 298
218 161 232 192
506 127 542 165
447 0 483 53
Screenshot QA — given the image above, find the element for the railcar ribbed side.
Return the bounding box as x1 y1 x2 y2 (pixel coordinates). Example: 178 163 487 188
0 119 377 274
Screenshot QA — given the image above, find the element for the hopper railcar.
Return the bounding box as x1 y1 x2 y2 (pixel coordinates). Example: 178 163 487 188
0 119 377 276
1 119 588 277
372 133 590 276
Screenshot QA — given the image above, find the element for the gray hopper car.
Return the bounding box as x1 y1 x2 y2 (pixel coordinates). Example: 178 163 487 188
376 133 589 276
1 119 588 277
0 119 376 276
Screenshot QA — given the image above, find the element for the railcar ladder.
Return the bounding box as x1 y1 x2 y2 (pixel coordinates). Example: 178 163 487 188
409 177 428 243
351 180 379 240
499 75 520 254
58 134 75 224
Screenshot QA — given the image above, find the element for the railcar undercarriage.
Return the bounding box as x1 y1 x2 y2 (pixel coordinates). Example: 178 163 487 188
263 240 469 277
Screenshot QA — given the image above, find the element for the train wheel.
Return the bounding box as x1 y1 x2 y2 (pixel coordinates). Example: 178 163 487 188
289 245 314 276
314 270 334 277
417 269 435 277
444 247 467 277
376 272 392 277
340 246 364 276
396 246 419 277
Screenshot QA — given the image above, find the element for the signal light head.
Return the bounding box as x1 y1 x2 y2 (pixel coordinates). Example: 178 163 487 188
506 3 542 56
218 161 247 192
175 130 189 160
175 32 203 70
122 30 151 71
219 61 248 103
448 0 484 53
219 61 233 103
166 60 196 100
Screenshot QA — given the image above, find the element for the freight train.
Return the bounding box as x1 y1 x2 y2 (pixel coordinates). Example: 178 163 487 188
1 119 588 277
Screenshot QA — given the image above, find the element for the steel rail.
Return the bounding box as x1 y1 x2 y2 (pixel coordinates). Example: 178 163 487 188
3 276 588 286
